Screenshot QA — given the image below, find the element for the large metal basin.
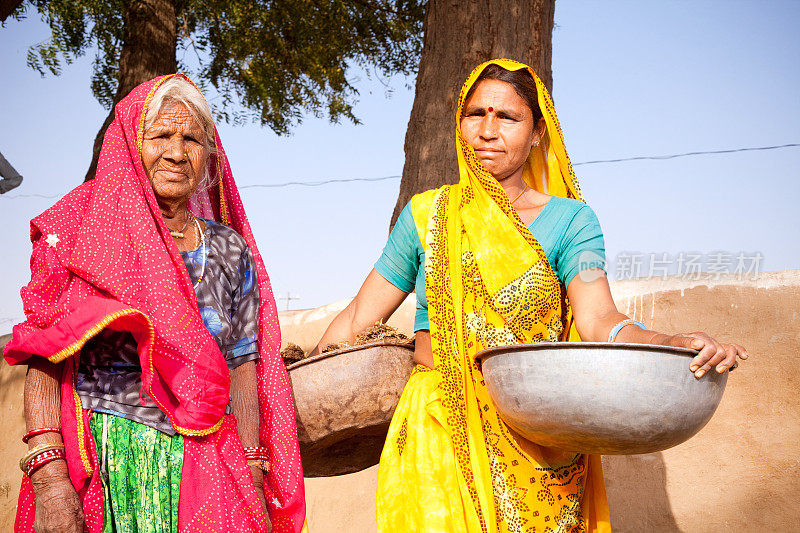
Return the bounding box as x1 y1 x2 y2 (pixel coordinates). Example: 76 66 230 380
475 342 728 455
287 342 414 477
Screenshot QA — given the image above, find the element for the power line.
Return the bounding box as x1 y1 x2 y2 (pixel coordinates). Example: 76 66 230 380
0 174 404 198
239 174 401 189
2 143 797 199
572 143 800 166
241 143 800 188
1 192 64 199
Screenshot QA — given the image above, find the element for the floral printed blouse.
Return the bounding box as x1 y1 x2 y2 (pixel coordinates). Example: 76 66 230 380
76 219 260 434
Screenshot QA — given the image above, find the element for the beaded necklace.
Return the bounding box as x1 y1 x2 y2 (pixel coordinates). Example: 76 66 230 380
191 217 206 288
169 211 192 238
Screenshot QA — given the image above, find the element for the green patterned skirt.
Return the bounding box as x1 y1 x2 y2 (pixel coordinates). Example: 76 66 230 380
89 412 184 533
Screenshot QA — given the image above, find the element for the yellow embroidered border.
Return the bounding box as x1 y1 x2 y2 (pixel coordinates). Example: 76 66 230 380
217 151 229 225
136 75 173 152
45 309 144 473
136 306 225 437
174 416 225 437
48 309 142 364
71 365 93 473
51 307 223 442
49 309 142 472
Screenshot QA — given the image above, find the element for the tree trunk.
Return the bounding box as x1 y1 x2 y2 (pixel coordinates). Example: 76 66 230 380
84 0 178 181
0 0 24 22
390 0 555 227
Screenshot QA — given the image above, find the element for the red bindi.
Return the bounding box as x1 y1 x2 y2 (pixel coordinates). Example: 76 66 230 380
488 106 493 112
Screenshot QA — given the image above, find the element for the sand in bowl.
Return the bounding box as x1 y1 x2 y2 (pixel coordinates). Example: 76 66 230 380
281 321 413 363
322 321 413 353
280 342 306 365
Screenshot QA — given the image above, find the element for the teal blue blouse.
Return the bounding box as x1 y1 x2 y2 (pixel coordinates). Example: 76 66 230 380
375 196 606 331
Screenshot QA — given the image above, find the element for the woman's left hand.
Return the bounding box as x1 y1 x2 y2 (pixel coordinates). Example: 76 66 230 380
251 466 272 532
664 332 749 378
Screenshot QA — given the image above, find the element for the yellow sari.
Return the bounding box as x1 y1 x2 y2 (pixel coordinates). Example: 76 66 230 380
376 59 611 532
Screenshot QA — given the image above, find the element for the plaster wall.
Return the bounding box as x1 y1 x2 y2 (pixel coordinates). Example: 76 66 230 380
295 271 800 532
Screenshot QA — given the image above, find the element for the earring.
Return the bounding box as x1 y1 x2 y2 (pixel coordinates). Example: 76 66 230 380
533 140 540 147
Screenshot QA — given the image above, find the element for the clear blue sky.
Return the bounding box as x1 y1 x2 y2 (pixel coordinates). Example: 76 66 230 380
1 1 799 333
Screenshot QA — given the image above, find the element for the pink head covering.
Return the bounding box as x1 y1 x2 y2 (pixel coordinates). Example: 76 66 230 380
6 74 306 532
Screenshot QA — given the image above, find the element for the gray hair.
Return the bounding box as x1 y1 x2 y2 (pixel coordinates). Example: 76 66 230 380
143 77 218 190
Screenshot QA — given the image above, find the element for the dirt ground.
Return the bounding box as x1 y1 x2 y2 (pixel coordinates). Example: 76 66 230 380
2 270 798 532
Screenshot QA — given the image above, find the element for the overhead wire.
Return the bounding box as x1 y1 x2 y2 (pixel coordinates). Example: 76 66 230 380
2 143 798 199
239 174 401 189
572 143 800 166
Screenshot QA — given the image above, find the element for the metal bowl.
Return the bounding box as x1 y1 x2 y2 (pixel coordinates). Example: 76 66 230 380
287 342 414 477
475 342 727 455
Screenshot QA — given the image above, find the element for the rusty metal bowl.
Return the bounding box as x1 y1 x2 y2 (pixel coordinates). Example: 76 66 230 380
475 342 728 455
287 342 414 477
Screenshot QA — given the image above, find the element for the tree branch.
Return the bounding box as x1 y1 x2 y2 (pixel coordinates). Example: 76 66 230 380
347 0 404 16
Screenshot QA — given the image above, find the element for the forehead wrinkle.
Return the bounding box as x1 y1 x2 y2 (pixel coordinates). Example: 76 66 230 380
150 103 204 135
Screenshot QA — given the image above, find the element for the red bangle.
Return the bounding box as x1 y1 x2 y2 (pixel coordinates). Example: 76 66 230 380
244 452 269 459
25 449 66 477
243 446 267 453
243 446 269 460
22 427 62 444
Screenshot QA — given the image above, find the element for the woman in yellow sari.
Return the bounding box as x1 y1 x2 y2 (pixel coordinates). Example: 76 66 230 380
312 59 748 532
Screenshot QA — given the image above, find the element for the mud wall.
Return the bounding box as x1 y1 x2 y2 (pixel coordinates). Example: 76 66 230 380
2 270 798 532
296 271 800 533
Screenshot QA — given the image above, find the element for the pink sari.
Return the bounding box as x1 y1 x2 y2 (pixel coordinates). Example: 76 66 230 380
5 74 306 533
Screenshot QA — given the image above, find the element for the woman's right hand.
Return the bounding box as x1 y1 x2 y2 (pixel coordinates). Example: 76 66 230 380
310 269 409 357
31 461 85 533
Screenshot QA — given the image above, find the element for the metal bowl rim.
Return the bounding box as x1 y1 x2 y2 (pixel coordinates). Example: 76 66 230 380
474 341 698 364
286 340 414 371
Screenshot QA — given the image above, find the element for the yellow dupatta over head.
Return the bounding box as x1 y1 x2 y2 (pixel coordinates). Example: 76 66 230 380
407 58 610 532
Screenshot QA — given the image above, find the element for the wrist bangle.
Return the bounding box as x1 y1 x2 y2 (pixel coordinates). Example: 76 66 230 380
25 449 66 477
244 446 270 472
243 446 269 459
19 443 66 473
608 319 646 342
22 427 62 444
247 458 270 472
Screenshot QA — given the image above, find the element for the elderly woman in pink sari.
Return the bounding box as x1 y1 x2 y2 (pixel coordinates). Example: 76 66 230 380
4 75 306 533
